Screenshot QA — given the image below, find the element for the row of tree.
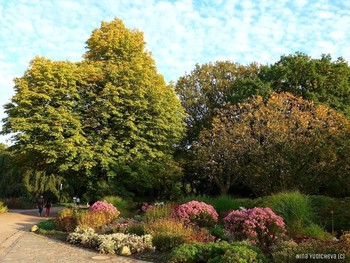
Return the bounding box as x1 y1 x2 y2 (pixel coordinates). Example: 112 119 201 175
1 18 350 201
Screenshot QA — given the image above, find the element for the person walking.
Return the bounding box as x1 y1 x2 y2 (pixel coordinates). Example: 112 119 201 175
37 195 45 216
45 199 52 216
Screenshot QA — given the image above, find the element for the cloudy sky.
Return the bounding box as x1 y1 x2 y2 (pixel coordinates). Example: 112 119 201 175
1 0 350 144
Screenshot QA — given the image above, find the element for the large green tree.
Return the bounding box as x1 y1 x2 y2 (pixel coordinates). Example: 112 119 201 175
2 19 185 197
174 61 270 195
261 52 350 118
195 93 350 196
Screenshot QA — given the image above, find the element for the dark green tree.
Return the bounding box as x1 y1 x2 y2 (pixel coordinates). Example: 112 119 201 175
261 52 350 117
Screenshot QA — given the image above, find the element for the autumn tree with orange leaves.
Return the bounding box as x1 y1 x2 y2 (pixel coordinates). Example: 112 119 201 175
196 93 350 196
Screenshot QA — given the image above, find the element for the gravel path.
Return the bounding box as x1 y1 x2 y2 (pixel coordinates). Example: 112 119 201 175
0 208 148 263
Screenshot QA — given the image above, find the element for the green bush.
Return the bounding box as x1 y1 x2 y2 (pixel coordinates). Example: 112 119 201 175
272 239 349 263
54 208 78 232
210 195 240 216
210 225 228 240
301 224 333 240
310 197 350 235
170 241 267 263
127 223 145 236
264 191 314 236
152 235 185 251
144 218 194 251
222 245 263 263
37 220 55 230
0 200 8 213
235 197 265 209
5 197 35 209
103 195 132 217
177 195 211 205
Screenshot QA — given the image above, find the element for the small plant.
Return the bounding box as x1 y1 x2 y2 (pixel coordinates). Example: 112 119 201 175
170 241 267 263
67 227 154 255
37 220 55 230
89 200 120 222
172 201 218 227
77 210 112 230
0 200 8 213
54 208 78 232
224 207 286 253
144 218 192 250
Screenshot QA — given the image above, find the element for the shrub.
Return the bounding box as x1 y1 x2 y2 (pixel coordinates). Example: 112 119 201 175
310 197 350 235
210 195 240 217
143 203 174 222
89 200 120 222
172 201 218 227
177 195 211 205
144 218 192 250
127 223 145 236
100 218 140 234
67 227 154 255
224 207 286 253
222 245 263 263
37 220 55 230
0 200 8 213
235 197 265 209
301 224 333 240
54 208 78 232
103 196 132 217
271 240 299 263
5 197 34 209
264 191 313 236
272 239 349 263
170 241 267 263
210 224 230 240
77 210 112 230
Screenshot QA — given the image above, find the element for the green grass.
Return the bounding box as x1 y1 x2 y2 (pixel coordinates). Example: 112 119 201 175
264 191 314 236
210 195 241 215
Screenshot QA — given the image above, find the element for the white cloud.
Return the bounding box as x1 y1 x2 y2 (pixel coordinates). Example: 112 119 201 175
1 0 350 144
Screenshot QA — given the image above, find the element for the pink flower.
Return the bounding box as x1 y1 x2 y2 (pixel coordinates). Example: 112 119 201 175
224 207 286 253
172 201 218 227
89 200 120 221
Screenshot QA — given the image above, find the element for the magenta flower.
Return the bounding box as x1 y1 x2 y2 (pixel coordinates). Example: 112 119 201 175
224 207 286 253
172 201 218 227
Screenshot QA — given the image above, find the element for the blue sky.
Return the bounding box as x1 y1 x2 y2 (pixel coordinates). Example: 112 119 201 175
1 0 350 144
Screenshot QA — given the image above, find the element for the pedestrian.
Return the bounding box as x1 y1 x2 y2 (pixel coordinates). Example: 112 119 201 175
37 195 44 216
45 199 52 216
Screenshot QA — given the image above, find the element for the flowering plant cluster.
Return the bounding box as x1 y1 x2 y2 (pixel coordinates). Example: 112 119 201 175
172 201 218 227
140 202 154 212
67 227 154 254
224 207 286 252
89 201 120 221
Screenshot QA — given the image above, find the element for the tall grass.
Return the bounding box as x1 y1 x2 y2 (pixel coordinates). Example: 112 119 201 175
210 195 240 215
103 196 132 217
264 191 314 236
143 203 174 222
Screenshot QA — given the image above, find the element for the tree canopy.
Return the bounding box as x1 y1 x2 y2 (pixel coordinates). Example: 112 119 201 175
195 93 350 196
1 18 185 196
